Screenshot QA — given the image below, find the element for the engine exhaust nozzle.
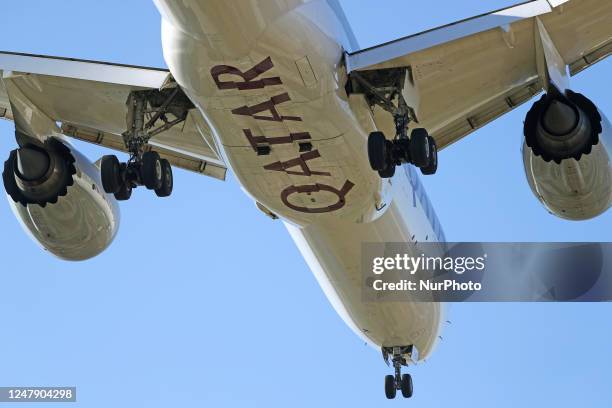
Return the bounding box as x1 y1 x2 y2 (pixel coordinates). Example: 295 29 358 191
541 100 578 136
16 146 51 181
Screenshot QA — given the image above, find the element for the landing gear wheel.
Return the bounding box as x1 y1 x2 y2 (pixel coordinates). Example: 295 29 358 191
384 375 396 399
420 136 438 175
155 159 173 198
410 128 431 168
101 155 122 194
368 131 390 171
378 165 396 179
114 181 132 201
400 374 413 398
142 151 163 190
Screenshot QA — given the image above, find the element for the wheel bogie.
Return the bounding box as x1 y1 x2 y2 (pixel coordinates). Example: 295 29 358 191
384 373 414 399
99 152 173 201
368 129 438 179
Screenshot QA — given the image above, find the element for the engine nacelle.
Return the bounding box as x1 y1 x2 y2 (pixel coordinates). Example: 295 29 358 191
3 138 120 260
523 92 612 220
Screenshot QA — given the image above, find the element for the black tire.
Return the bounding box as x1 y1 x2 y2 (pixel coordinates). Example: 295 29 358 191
385 375 396 399
420 136 438 175
368 131 389 171
142 151 163 190
400 374 413 398
114 182 132 201
378 165 396 178
410 128 430 168
101 155 121 194
155 159 173 198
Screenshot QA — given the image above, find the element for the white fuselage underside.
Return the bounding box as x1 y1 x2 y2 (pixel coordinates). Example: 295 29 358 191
153 0 445 358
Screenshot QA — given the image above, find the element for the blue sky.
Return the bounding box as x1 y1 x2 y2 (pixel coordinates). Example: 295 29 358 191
0 1 610 406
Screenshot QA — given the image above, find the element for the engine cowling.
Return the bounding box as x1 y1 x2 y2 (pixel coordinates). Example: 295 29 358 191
523 92 612 220
3 138 120 260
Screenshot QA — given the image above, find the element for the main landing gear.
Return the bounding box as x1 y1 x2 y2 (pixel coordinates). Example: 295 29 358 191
347 69 438 179
100 87 190 200
101 152 173 201
368 128 437 179
382 346 415 399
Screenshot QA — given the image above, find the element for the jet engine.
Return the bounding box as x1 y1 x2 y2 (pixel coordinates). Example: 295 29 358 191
2 138 120 260
523 91 612 220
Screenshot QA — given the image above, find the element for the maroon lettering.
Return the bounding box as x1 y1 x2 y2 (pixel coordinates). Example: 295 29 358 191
280 181 355 213
210 57 282 90
243 129 311 151
214 56 355 214
264 150 331 177
232 93 302 122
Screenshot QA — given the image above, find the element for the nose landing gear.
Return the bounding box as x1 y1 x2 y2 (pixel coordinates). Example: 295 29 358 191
385 362 413 399
382 346 415 399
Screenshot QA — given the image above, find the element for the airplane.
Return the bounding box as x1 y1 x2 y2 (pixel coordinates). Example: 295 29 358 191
1 0 610 399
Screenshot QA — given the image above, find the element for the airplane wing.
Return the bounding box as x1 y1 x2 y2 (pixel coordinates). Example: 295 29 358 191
345 0 611 150
0 51 226 180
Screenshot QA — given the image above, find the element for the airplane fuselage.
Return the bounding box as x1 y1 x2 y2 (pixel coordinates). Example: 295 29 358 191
154 0 445 359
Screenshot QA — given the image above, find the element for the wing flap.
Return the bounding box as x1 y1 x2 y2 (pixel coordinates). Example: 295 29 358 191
62 122 226 180
0 51 226 180
345 0 611 150
568 37 612 75
432 78 542 149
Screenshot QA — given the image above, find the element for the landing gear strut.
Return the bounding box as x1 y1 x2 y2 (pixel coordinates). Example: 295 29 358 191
382 346 415 399
349 69 438 178
100 87 190 200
